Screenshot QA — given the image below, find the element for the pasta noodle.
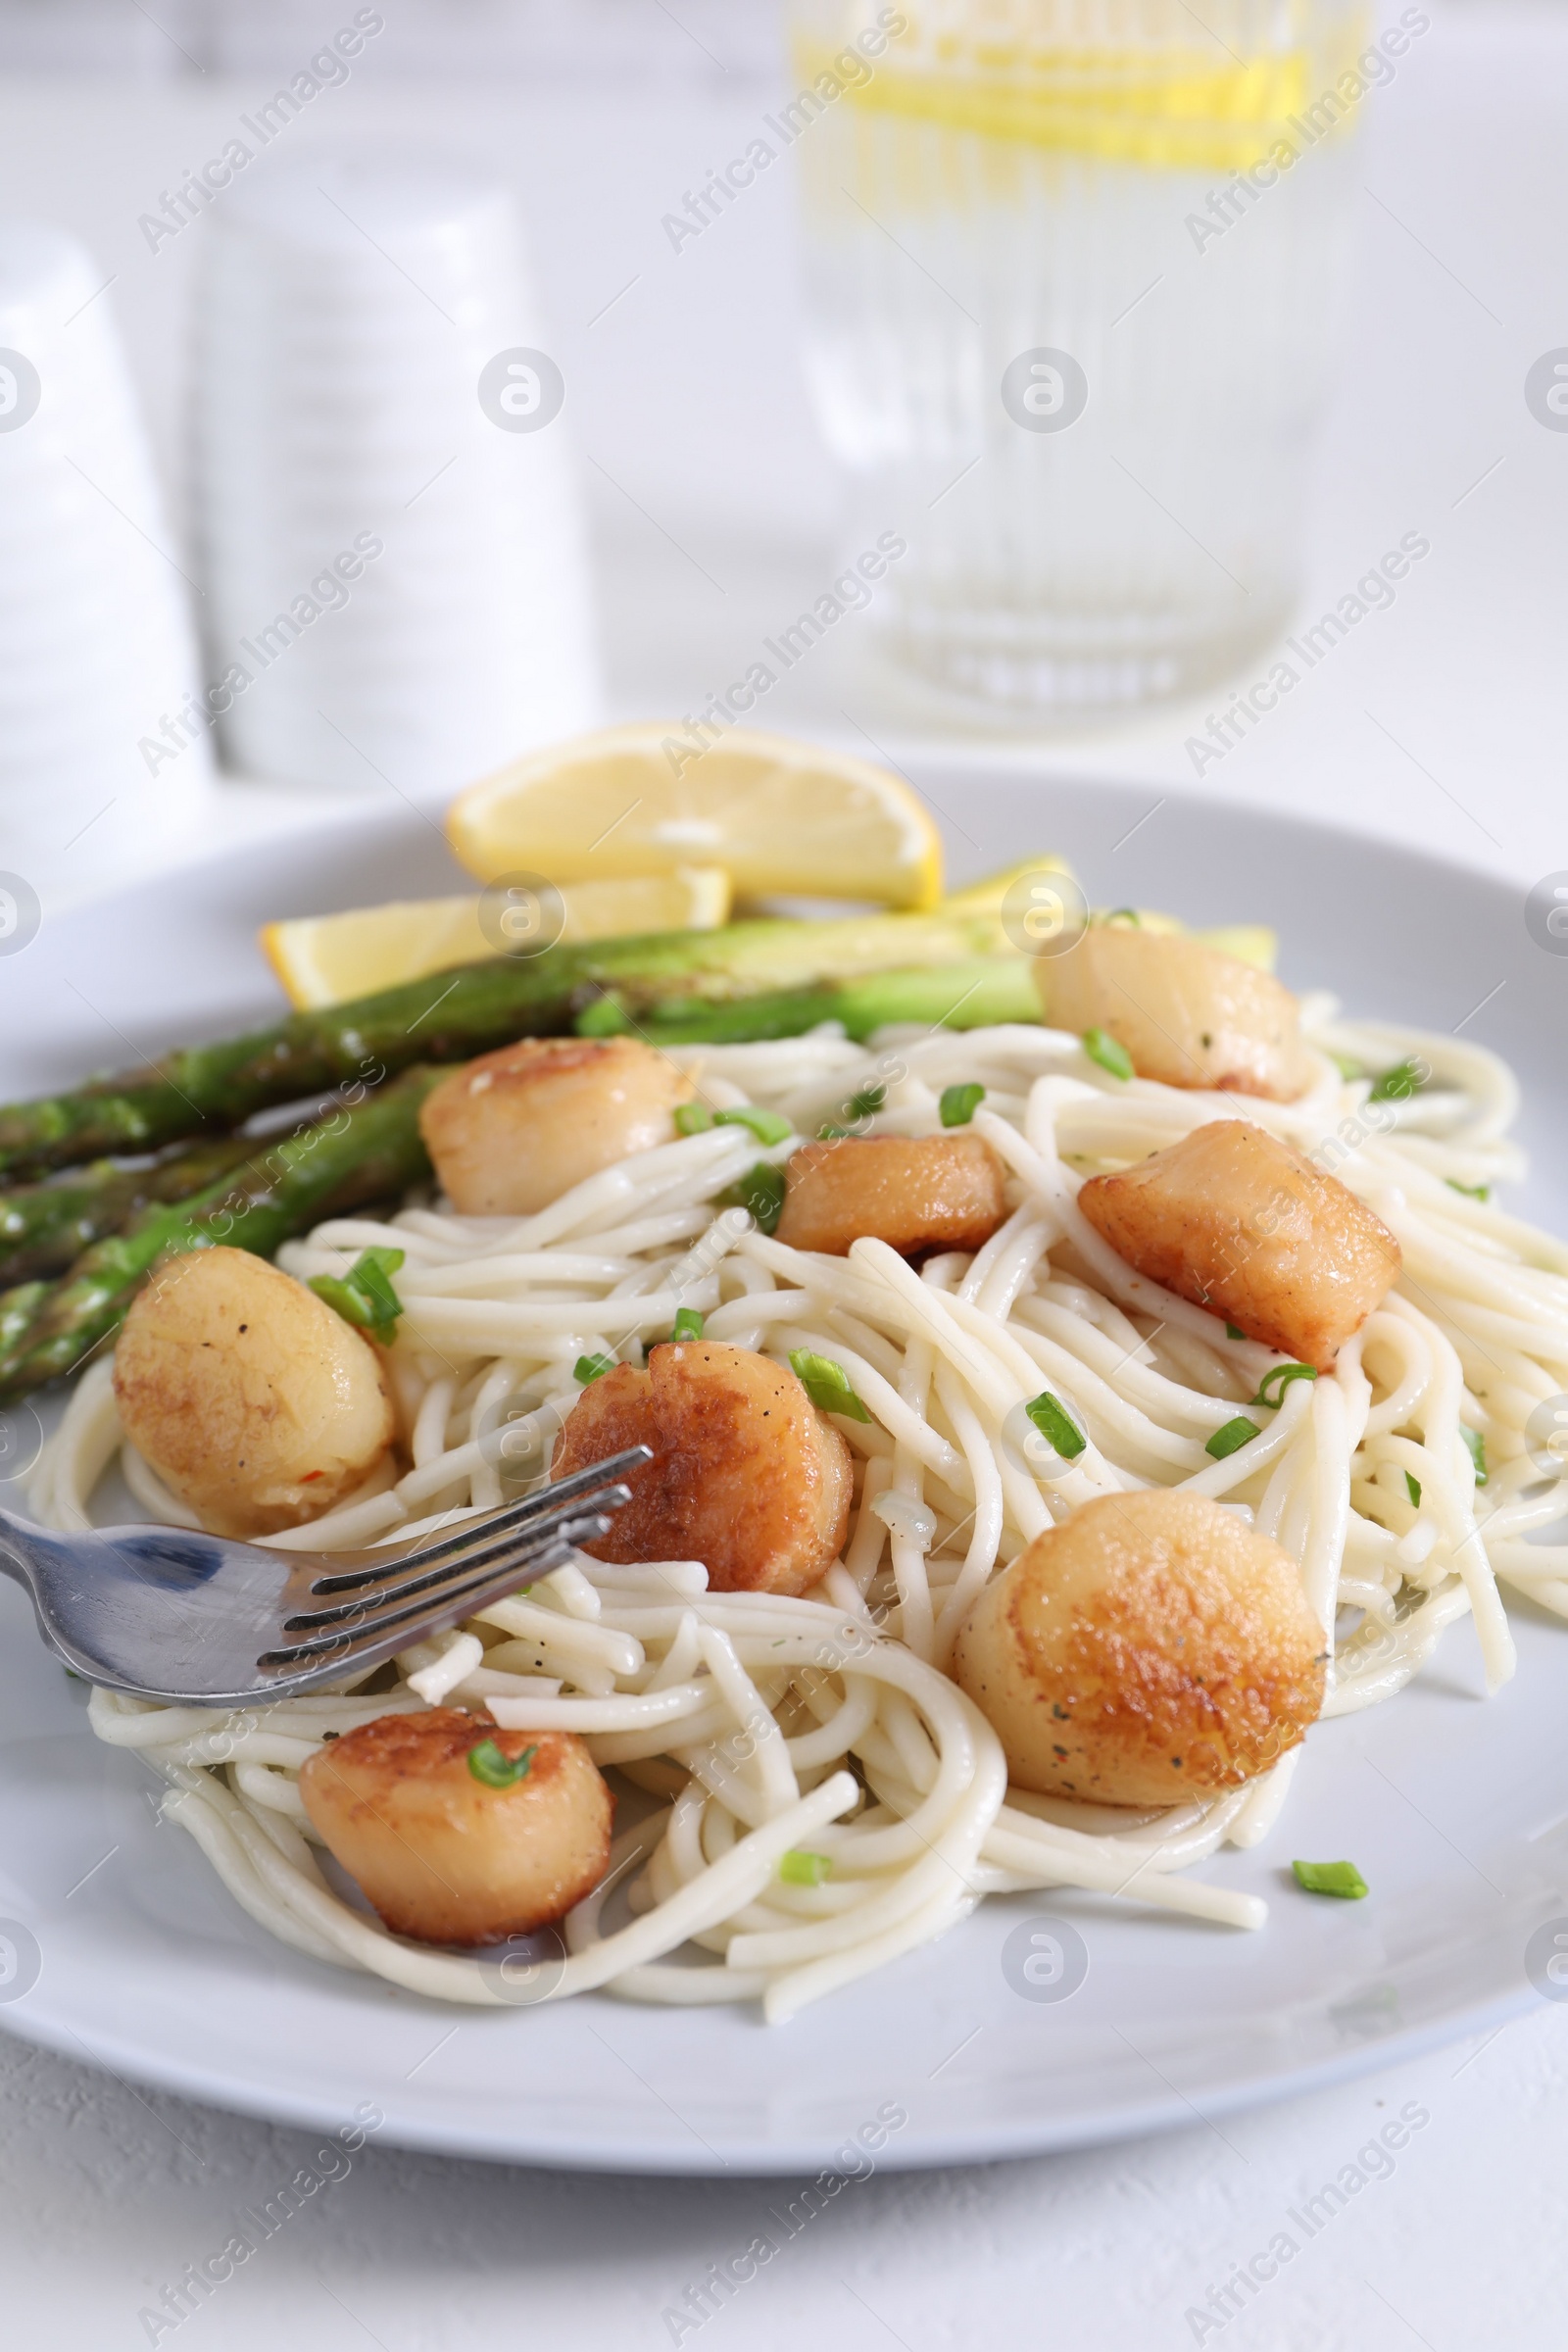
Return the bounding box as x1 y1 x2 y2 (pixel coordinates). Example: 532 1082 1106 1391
39 1001 1568 2019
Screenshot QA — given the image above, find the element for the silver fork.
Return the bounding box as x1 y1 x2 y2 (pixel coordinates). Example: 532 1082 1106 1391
0 1446 651 1707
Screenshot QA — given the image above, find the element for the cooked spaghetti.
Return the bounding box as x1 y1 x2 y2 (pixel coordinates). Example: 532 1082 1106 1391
38 994 1568 2021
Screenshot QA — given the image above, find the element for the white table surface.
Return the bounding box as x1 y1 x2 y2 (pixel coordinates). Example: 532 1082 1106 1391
2 9 1567 2345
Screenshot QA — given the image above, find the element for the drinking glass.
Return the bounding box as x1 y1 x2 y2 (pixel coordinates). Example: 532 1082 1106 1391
789 0 1371 718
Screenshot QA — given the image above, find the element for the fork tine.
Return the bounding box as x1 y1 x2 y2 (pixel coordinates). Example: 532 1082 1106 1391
308 1446 653 1595
283 1490 632 1633
257 1529 594 1682
265 1507 617 1665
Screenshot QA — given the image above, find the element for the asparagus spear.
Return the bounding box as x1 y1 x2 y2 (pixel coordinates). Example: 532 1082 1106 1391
0 1067 439 1404
0 1136 260 1286
595 956 1039 1047
0 1279 47 1359
0 906 1013 1180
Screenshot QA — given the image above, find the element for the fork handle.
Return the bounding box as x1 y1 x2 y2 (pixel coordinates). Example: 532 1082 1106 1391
0 1506 41 1599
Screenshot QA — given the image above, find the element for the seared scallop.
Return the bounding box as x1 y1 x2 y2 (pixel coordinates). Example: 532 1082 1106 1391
952 1491 1326 1806
1077 1119 1400 1371
418 1037 696 1215
299 1710 612 1947
776 1134 1008 1257
113 1246 394 1537
552 1340 854 1594
1037 927 1307 1101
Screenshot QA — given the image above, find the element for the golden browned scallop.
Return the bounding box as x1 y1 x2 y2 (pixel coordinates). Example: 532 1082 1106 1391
113 1246 394 1538
299 1710 611 1946
775 1134 1008 1257
952 1491 1325 1805
1077 1119 1400 1371
552 1341 854 1595
1037 926 1307 1101
418 1037 696 1216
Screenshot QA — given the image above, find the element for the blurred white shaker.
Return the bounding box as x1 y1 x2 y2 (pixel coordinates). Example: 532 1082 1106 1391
194 159 600 797
0 223 211 862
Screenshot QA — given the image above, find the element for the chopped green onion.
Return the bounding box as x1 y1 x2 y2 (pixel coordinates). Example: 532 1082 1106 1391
574 1351 617 1385
1446 1178 1491 1202
940 1082 987 1129
1225 1323 1247 1342
846 1083 886 1120
1404 1470 1422 1508
1251 1363 1318 1410
1461 1424 1488 1486
714 1105 792 1146
467 1738 537 1790
1330 1053 1364 1083
308 1277 370 1329
1206 1416 1260 1459
939 1082 986 1128
309 1245 407 1335
1368 1058 1426 1103
816 1123 851 1140
788 1349 872 1423
673 1102 713 1135
1292 1858 1368 1899
575 994 632 1037
1024 1390 1086 1460
718 1161 787 1235
779 1849 833 1886
670 1308 704 1343
1083 1028 1135 1082
1103 906 1141 926
352 1247 406 1319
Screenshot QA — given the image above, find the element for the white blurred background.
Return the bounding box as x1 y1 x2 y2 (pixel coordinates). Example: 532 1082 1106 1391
0 0 1561 899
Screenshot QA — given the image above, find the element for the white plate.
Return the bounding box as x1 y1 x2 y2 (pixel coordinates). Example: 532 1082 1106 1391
2 777 1566 2174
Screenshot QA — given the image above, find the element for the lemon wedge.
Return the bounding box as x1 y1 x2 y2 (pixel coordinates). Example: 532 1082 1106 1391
261 868 733 1011
446 723 944 910
1129 909 1278 971
941 855 1074 917
1195 924 1276 971
940 865 1275 971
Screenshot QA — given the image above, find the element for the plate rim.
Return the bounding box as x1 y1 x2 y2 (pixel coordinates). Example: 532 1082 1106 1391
0 1981 1540 2174
1 775 1560 2173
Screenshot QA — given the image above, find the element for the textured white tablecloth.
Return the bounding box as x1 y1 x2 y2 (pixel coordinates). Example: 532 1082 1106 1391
1 9 1565 2344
